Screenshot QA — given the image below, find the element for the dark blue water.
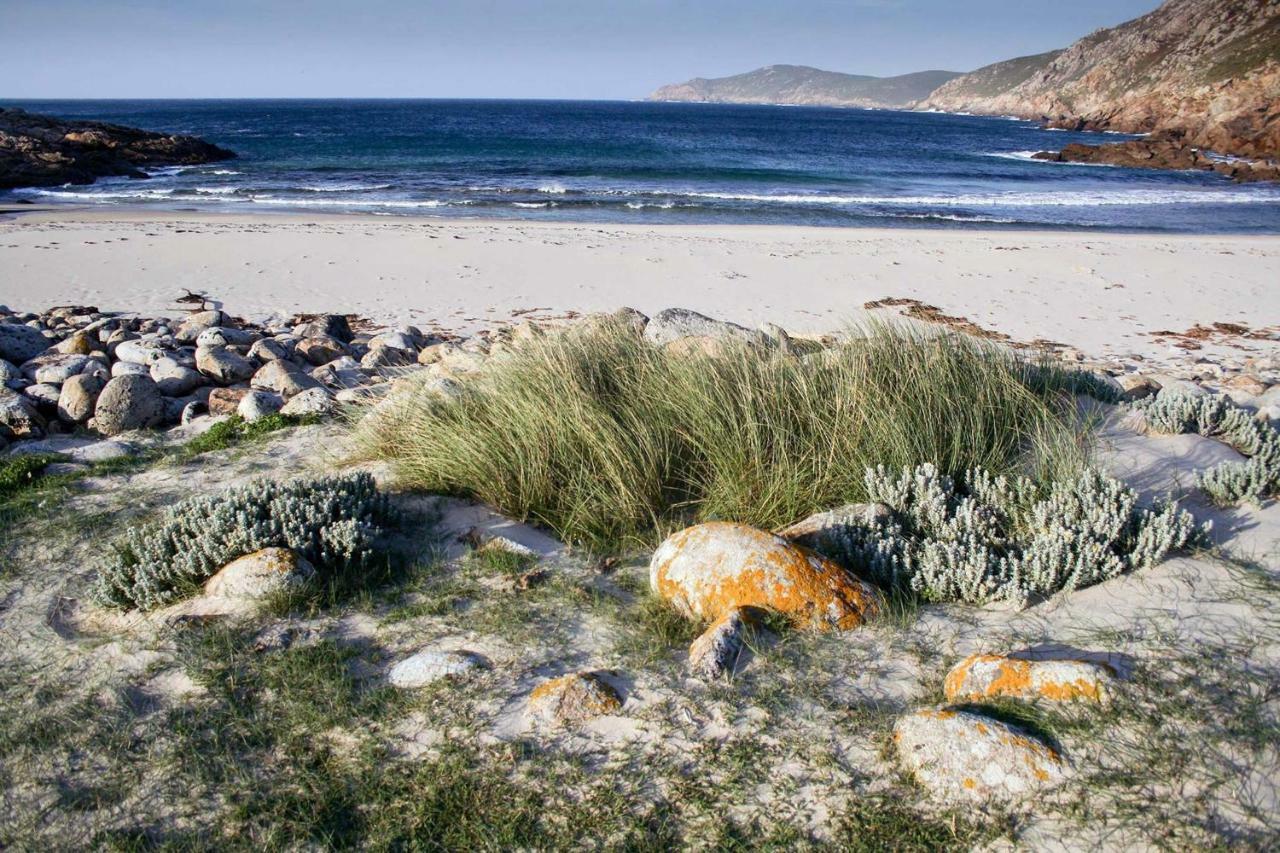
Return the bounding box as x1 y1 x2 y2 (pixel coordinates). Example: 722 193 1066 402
6 99 1280 232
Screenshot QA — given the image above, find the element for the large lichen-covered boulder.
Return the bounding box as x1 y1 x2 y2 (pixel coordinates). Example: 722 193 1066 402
195 345 256 384
650 522 880 630
894 708 1068 805
528 671 622 725
93 374 166 435
944 654 1116 704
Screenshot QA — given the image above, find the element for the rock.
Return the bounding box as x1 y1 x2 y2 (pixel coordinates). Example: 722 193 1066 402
279 387 334 418
387 650 487 688
296 335 349 366
311 355 367 389
180 400 206 425
1222 373 1269 397
777 503 893 565
66 439 137 463
0 359 21 390
195 326 259 348
57 373 105 423
174 310 225 343
688 607 753 680
293 314 353 344
250 360 321 398
642 308 754 347
195 346 256 384
93 374 166 435
207 387 249 416
528 671 622 725
113 338 170 366
944 654 1116 704
650 522 880 630
112 361 151 378
52 331 95 355
361 341 416 369
150 357 206 397
237 390 283 422
0 323 50 364
203 548 315 600
22 383 61 411
1115 374 1161 401
894 708 1068 805
0 387 46 438
248 337 292 363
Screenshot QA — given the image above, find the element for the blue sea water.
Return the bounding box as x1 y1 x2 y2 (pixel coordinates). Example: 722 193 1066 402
6 99 1280 232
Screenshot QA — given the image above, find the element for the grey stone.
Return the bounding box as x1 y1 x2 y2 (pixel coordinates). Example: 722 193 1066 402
23 383 61 411
0 324 51 364
94 374 167 435
111 361 151 378
642 308 754 347
204 548 315 600
22 353 93 385
279 387 334 418
57 373 106 423
150 357 206 397
296 335 349 366
196 326 259 348
0 359 22 390
237 390 283 422
388 650 487 688
195 346 256 384
250 360 321 398
114 338 169 366
174 310 225 343
248 337 293 362
0 388 47 439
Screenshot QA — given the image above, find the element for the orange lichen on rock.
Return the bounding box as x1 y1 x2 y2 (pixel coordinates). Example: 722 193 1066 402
649 522 880 631
944 653 1115 704
528 671 622 725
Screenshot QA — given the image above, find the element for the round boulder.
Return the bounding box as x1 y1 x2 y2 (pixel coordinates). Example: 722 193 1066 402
388 650 487 688
93 374 167 435
203 547 315 600
57 373 106 424
650 522 880 630
0 323 51 364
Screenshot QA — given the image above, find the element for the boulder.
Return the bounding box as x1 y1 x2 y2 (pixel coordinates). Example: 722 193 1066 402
207 387 249 416
388 650 487 688
22 383 61 412
196 326 259 348
776 503 893 565
0 358 21 390
293 314 353 343
894 708 1068 805
150 357 207 397
57 373 106 423
528 671 622 725
650 522 880 630
247 337 292 363
642 308 754 347
112 361 151 378
361 341 416 369
195 345 256 384
944 654 1115 704
21 353 92 385
174 310 225 343
1115 374 1161 401
279 387 334 418
0 323 50 364
54 331 96 355
113 338 169 366
296 335 349 366
0 387 46 438
311 356 367 390
93 374 166 435
251 359 321 398
203 548 315 600
237 390 282 422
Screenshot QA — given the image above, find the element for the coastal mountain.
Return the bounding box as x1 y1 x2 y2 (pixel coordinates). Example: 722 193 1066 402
919 0 1280 159
0 108 235 190
648 65 961 109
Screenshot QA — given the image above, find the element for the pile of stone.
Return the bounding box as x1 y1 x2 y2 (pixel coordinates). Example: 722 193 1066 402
0 302 450 452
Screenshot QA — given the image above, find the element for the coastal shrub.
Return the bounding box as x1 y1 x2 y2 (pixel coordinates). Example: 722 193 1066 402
836 463 1202 605
93 472 393 611
356 319 1094 549
1134 391 1280 505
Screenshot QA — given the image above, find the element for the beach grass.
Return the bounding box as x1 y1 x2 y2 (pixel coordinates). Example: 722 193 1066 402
355 319 1092 550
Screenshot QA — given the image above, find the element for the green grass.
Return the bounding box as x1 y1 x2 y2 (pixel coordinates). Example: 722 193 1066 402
0 452 64 499
356 319 1091 550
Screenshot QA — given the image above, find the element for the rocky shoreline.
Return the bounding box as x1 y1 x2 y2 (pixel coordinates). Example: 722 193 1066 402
1033 133 1280 184
0 107 235 190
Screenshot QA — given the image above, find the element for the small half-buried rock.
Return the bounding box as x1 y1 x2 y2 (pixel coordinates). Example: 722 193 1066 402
894 707 1068 805
688 606 754 680
650 522 880 631
528 671 622 725
944 653 1116 704
203 547 315 600
388 649 488 688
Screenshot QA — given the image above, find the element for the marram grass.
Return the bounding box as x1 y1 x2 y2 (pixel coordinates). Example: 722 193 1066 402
355 319 1094 550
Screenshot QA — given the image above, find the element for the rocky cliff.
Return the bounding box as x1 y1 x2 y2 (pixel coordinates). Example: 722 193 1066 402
649 65 961 109
919 0 1280 159
0 108 236 191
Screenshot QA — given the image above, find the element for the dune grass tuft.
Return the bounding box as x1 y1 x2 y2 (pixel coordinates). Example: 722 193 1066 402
355 319 1092 550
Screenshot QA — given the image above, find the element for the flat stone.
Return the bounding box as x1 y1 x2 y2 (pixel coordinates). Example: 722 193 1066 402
642 308 754 347
388 649 487 688
944 654 1116 704
894 708 1068 805
528 671 622 725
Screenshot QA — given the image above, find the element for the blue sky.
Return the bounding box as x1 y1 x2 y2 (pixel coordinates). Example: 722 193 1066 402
2 0 1160 98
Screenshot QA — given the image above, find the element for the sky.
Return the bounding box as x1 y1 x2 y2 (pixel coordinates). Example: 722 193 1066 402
1 0 1162 99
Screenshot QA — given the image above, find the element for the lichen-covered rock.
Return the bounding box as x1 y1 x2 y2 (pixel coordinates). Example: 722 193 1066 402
203 547 315 600
195 345 255 384
251 359 321 398
894 708 1068 805
642 308 754 347
247 337 292 363
0 358 22 390
237 390 283 422
150 357 206 397
21 352 93 384
688 606 752 680
196 326 258 348
944 654 1116 704
279 387 334 418
57 372 105 423
528 671 622 724
175 310 225 343
93 374 166 435
296 335 349 366
388 649 487 688
650 522 880 630
777 503 893 565
207 387 249 416
0 323 50 364
0 387 46 438
113 338 169 366
53 330 96 355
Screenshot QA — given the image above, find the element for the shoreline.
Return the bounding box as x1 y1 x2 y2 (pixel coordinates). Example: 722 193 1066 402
2 206 1278 370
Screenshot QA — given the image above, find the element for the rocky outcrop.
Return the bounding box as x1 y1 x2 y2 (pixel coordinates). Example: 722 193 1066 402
1032 136 1280 182
0 107 235 190
919 0 1280 161
649 65 961 109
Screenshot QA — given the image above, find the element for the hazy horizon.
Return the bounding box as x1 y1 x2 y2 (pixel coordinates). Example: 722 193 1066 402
3 0 1160 100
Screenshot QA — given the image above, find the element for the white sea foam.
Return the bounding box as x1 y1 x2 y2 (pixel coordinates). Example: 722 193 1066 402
512 202 553 208
246 197 457 208
299 183 394 193
985 151 1119 167
206 169 242 175
536 183 568 195
674 188 1280 207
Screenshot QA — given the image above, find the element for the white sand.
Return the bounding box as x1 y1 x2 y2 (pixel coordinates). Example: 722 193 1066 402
2 208 1278 364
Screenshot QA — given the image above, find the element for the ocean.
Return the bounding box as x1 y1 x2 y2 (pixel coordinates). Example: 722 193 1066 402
7 99 1280 232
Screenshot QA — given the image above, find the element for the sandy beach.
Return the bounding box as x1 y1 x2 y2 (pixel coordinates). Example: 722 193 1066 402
3 208 1278 366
